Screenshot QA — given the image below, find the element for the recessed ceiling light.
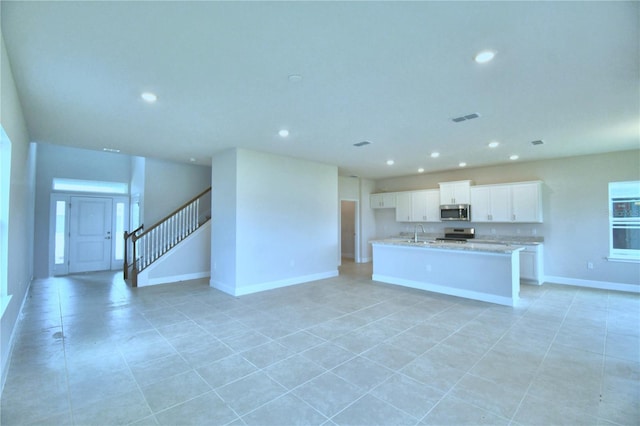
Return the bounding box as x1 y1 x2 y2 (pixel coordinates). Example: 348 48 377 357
474 50 496 64
288 74 303 83
418 168 425 173
510 155 519 160
141 92 157 103
189 157 196 163
430 152 440 158
386 159 395 166
103 148 120 153
459 162 467 167
488 141 500 148
278 129 289 138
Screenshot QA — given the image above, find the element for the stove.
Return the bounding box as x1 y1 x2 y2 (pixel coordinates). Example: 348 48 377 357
435 227 475 243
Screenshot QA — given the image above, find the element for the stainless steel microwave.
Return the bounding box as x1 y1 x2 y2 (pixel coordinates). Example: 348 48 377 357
440 204 471 221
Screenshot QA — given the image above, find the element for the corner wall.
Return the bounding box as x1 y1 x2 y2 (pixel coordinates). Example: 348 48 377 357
1 31 36 391
211 149 339 296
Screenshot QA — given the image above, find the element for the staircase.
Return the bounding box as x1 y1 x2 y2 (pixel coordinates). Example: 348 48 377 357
124 187 211 287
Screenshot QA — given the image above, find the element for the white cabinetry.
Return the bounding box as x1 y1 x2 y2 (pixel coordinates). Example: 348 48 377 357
470 181 543 223
520 244 543 285
370 193 396 209
396 190 440 222
511 182 542 222
395 192 412 221
439 180 472 205
470 185 511 222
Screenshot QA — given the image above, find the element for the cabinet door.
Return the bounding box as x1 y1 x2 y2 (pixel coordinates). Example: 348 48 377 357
470 187 491 222
490 186 511 222
511 183 542 222
381 193 396 208
370 194 383 209
411 191 428 222
425 190 441 222
440 181 471 204
439 185 455 205
452 182 471 204
395 192 412 222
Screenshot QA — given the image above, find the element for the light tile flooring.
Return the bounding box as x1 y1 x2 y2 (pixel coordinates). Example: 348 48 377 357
1 261 639 425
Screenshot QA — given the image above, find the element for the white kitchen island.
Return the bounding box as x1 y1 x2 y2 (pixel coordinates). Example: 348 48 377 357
371 239 524 306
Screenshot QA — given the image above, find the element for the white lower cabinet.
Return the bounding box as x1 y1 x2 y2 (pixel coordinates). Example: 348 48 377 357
520 244 543 285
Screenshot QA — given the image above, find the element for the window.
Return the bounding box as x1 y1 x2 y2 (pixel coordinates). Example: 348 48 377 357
53 178 128 194
609 181 640 261
1 126 12 314
54 200 67 265
115 202 125 261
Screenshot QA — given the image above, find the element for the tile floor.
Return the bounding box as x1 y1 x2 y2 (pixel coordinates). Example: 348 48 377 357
1 261 638 425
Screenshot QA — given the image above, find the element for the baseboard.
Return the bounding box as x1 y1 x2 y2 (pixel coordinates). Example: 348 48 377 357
211 270 339 297
138 271 210 287
372 274 517 307
1 278 32 394
544 275 640 293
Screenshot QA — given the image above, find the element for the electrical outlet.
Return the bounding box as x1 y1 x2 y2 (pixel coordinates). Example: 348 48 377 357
587 262 594 269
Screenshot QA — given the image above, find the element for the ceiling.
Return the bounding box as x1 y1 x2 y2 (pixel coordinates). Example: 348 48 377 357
1 1 638 179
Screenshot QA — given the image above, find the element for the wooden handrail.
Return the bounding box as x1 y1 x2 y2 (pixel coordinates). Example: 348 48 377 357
132 187 211 242
123 224 144 280
125 186 211 287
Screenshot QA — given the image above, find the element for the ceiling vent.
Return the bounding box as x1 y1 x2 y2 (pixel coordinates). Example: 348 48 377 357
452 113 480 123
531 139 545 146
353 141 371 147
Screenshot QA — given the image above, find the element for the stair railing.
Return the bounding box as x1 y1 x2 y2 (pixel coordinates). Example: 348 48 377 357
126 187 211 287
123 224 144 280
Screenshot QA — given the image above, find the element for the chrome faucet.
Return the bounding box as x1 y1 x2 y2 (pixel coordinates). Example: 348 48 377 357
414 224 425 242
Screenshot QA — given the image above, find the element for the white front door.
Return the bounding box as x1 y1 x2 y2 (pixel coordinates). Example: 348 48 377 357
69 197 113 273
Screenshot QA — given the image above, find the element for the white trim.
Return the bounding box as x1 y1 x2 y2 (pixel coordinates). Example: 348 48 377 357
544 275 640 293
372 274 518 307
137 271 210 287
359 257 372 263
211 270 339 297
606 257 640 264
1 279 31 393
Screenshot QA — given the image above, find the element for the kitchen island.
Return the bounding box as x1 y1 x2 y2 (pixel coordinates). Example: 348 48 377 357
371 239 524 306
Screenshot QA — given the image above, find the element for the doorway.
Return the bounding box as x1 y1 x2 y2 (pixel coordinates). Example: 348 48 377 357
50 194 128 276
340 200 359 263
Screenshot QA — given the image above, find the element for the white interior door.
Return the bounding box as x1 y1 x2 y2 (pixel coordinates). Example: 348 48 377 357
69 197 112 273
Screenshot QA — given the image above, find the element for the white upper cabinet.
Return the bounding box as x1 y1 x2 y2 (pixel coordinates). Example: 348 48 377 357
370 192 396 209
470 185 510 222
470 181 543 223
412 190 440 222
439 180 472 205
395 192 412 221
511 182 543 222
396 190 440 222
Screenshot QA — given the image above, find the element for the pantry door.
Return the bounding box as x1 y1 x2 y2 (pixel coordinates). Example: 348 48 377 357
69 197 113 273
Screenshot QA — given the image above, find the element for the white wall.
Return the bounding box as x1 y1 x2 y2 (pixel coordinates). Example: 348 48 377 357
142 158 211 226
1 31 36 390
373 150 640 288
359 178 377 262
211 148 339 296
210 149 238 289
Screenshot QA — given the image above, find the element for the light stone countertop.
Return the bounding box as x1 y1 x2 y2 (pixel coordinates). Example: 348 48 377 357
371 238 526 254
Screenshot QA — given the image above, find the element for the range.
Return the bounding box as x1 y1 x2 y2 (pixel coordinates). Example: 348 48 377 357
436 227 475 243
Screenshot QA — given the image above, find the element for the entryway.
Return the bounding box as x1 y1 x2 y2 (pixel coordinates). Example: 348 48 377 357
340 199 359 264
51 193 128 276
